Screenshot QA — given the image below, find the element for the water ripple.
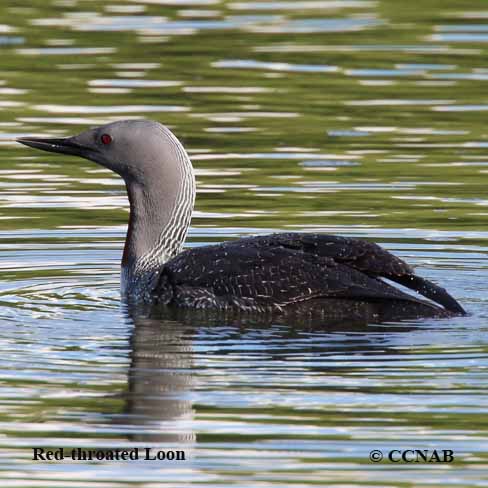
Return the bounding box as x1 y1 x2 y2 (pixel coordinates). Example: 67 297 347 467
34 104 189 114
229 1 376 10
213 59 338 72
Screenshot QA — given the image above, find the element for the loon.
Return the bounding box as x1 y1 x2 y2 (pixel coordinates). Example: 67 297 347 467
17 120 465 317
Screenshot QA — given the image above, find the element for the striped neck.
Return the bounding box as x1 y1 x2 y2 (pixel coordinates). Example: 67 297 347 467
121 126 195 301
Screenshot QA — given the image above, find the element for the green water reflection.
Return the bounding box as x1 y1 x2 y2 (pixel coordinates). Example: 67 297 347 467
0 0 488 486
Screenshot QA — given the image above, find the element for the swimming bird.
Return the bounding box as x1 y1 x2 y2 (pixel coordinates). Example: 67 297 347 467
17 120 465 318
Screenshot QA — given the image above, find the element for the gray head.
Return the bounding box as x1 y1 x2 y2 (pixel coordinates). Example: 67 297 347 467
17 119 187 187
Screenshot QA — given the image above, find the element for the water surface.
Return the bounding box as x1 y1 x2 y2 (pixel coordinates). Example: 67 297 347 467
1 0 488 485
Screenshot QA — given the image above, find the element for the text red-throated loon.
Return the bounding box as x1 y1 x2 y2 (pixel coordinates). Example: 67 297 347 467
17 120 465 317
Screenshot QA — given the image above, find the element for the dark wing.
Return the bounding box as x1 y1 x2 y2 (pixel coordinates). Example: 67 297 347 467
247 233 464 313
154 233 464 313
241 232 412 276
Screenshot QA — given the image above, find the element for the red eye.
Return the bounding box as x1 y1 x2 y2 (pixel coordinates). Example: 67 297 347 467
101 134 112 145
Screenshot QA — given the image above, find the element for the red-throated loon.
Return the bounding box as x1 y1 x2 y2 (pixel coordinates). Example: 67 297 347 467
17 120 465 318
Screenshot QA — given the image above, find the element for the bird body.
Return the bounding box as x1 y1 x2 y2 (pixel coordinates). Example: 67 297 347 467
17 120 466 319
153 233 463 316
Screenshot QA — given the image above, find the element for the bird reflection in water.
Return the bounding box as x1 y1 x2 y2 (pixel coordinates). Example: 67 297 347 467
117 302 432 448
121 306 196 446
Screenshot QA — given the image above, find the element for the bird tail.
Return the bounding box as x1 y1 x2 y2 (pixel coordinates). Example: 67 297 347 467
389 274 466 315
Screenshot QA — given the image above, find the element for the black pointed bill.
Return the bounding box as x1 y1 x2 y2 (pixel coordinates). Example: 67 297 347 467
16 136 91 158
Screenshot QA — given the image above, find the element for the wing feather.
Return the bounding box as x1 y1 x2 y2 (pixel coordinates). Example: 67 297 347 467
155 234 429 310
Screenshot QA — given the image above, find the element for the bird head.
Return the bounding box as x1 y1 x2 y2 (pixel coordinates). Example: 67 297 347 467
17 119 186 186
